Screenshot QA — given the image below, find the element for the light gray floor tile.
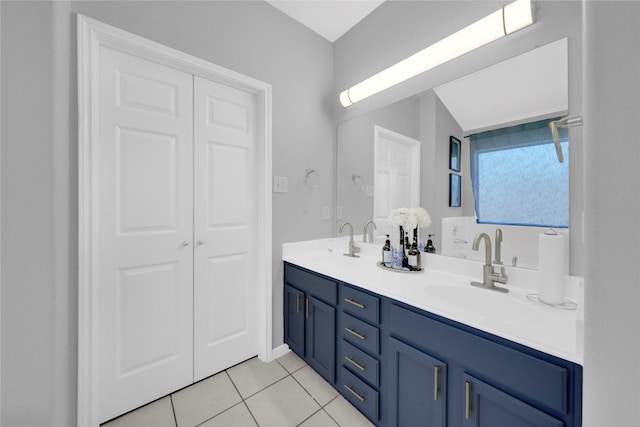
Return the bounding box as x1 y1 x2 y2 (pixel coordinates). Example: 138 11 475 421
292 365 338 406
101 396 175 427
299 409 339 427
277 351 306 373
199 402 257 427
227 356 289 398
245 376 320 427
324 395 375 427
172 372 242 427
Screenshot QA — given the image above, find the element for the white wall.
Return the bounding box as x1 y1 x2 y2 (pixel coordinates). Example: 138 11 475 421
583 1 640 425
1 1 334 425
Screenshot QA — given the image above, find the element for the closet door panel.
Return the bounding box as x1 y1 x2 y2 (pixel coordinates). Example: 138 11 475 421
193 77 259 381
98 47 194 423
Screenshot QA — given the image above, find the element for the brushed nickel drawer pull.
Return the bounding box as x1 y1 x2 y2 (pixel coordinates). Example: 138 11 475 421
465 381 472 420
344 327 366 340
344 298 366 309
434 365 441 401
344 384 365 402
344 355 366 371
296 294 301 313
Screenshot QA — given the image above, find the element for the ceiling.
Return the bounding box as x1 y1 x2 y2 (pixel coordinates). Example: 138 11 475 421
434 38 569 134
266 0 385 42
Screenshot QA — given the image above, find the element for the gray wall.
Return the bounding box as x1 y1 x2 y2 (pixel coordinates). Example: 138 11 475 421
1 1 334 425
334 0 585 275
336 97 420 232
583 2 640 425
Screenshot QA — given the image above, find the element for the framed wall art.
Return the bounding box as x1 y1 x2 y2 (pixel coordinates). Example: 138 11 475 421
449 136 461 172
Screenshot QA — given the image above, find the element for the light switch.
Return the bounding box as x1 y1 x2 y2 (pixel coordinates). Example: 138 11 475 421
273 176 288 193
322 206 330 221
336 206 343 220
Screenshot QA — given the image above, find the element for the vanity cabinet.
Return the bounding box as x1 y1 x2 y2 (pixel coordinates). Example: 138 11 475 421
389 302 581 427
284 264 337 383
388 337 447 427
338 285 382 424
282 262 582 427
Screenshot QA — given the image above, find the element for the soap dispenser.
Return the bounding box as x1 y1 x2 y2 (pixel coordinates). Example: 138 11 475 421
382 235 392 267
408 235 420 269
425 234 436 253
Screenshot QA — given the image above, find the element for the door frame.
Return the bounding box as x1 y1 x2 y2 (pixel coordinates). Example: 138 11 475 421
77 15 272 427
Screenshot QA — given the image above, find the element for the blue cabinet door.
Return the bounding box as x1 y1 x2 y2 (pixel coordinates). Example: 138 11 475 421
388 337 447 427
284 284 305 357
306 296 336 383
462 373 563 427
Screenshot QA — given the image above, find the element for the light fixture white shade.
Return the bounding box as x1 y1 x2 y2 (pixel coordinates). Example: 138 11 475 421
339 0 533 108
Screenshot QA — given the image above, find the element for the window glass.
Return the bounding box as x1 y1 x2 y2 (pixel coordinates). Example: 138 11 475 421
470 118 569 228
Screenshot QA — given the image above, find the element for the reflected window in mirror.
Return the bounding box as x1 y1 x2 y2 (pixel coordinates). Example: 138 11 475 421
470 118 568 228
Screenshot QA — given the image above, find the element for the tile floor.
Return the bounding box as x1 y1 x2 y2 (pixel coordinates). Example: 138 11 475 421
102 352 375 427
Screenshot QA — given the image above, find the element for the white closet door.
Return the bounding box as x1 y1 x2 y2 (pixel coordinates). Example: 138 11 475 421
373 126 421 232
98 47 194 423
193 77 258 381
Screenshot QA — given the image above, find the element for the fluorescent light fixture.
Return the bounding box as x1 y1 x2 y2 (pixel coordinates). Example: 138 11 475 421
339 0 533 108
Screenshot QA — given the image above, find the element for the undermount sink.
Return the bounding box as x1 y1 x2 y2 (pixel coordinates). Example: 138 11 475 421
420 284 575 350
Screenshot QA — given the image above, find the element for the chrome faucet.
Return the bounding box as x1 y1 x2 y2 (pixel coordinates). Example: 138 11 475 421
470 232 508 292
339 221 360 257
362 220 377 243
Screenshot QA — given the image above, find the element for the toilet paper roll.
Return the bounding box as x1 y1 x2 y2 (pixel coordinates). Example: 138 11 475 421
538 232 566 305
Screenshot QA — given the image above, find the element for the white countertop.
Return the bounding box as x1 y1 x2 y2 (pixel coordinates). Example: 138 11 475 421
283 238 584 365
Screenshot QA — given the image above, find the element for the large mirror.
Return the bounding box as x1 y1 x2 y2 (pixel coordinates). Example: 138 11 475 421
336 38 569 269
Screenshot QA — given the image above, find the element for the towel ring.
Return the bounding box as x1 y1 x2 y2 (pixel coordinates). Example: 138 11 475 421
305 168 320 189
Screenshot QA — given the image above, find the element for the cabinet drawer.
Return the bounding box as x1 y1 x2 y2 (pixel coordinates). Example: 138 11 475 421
341 340 379 387
390 303 569 414
341 285 380 324
341 312 380 355
284 263 337 305
341 367 379 422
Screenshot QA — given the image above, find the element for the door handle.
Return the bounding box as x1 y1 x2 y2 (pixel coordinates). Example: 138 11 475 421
465 380 472 420
305 299 311 319
196 240 205 246
433 365 441 401
296 294 301 313
181 241 190 247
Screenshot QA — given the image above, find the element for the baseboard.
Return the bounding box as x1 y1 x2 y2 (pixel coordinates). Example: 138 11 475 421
271 344 290 360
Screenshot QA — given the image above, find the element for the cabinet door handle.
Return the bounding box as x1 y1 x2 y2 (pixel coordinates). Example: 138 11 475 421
296 294 301 313
305 298 311 319
344 355 366 372
464 381 472 420
344 298 366 309
343 384 365 402
344 327 366 340
433 365 441 401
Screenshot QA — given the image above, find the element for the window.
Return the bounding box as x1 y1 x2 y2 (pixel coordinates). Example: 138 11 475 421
469 118 568 228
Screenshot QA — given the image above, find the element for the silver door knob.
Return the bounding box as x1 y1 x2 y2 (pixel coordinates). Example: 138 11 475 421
196 240 205 246
181 241 190 247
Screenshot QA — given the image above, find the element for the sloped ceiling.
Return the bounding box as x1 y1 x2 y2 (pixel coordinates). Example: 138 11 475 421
434 38 569 134
266 0 385 42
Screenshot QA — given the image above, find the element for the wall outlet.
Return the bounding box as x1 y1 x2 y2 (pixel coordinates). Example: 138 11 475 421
322 206 330 221
273 176 288 193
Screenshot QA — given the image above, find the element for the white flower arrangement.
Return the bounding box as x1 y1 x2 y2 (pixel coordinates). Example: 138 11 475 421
388 207 431 231
411 207 432 229
388 207 418 231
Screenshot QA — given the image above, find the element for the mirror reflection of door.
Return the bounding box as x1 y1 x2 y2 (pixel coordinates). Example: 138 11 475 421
373 125 421 236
